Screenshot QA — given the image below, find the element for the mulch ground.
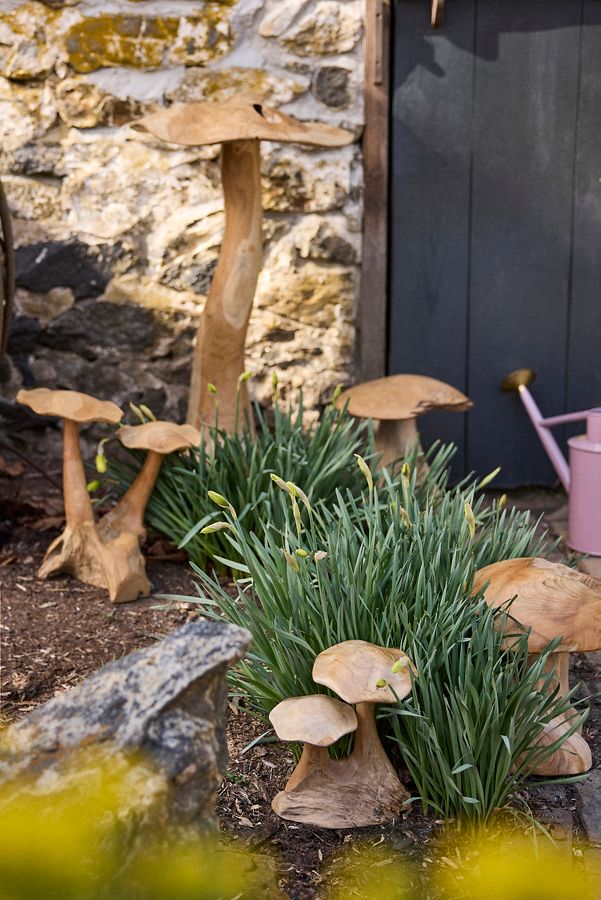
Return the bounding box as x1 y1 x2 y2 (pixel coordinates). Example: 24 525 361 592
1 460 599 897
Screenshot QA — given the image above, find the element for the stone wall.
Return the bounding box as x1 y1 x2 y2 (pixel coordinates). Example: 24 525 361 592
0 0 364 426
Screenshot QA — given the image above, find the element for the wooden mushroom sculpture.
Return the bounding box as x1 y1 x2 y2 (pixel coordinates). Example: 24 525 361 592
335 374 472 469
473 557 601 774
270 640 414 828
270 695 358 823
16 388 199 604
17 387 124 588
132 97 354 434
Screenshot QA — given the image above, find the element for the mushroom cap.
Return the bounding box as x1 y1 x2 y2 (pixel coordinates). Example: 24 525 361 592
16 388 122 424
312 640 414 705
116 421 200 454
472 557 601 652
132 97 354 149
269 695 357 746
335 375 472 421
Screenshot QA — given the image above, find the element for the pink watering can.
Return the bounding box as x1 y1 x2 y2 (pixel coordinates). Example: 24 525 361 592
502 369 601 556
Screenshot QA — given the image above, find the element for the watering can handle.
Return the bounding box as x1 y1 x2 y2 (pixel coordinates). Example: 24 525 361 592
541 410 590 427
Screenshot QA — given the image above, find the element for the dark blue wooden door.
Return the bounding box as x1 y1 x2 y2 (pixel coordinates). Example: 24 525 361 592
389 1 601 485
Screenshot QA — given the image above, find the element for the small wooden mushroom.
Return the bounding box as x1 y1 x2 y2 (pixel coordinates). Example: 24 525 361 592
270 695 358 823
16 389 199 603
335 374 472 469
473 556 601 775
133 97 353 435
286 639 414 828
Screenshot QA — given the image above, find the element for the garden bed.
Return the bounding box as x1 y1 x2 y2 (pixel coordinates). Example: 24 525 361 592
1 463 600 897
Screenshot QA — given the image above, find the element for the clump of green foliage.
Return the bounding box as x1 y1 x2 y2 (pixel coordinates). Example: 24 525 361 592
107 388 454 569
173 460 585 824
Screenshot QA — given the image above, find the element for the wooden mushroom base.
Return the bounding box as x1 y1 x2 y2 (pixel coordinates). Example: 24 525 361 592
39 519 149 605
272 705 408 829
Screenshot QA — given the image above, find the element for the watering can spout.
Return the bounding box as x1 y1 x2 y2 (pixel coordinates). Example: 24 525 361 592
501 369 571 492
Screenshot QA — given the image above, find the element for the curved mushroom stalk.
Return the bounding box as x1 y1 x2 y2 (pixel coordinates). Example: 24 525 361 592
187 139 262 434
133 98 353 436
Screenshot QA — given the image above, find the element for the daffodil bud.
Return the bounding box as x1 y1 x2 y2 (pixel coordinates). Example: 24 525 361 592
139 404 156 421
354 454 374 493
238 370 253 384
207 490 237 518
282 549 300 574
207 383 218 395
391 658 409 673
270 473 291 493
464 501 476 539
498 493 507 512
201 522 234 534
287 481 312 512
477 466 501 489
95 438 108 474
292 495 302 534
331 384 342 403
296 548 309 558
129 402 145 423
376 678 388 689
87 480 100 493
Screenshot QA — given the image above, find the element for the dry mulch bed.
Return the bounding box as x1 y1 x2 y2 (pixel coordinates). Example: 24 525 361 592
1 462 599 897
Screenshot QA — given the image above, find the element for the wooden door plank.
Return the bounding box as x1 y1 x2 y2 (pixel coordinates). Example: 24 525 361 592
566 2 601 422
360 0 391 382
388 0 475 476
467 0 582 485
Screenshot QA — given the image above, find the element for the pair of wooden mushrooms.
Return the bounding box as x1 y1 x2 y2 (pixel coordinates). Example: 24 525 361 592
269 640 415 830
16 388 199 603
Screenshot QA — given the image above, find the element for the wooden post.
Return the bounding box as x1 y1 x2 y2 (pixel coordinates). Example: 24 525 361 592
360 0 391 382
187 139 263 433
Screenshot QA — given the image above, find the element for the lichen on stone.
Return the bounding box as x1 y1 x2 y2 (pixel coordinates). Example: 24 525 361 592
64 9 234 74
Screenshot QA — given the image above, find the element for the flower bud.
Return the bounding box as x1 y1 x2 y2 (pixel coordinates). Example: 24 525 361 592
375 678 388 689
238 370 253 384
87 480 100 493
391 658 409 673
296 548 310 558
354 454 374 493
464 501 476 539
282 549 300 574
207 490 237 518
208 383 218 395
139 404 156 421
201 522 233 534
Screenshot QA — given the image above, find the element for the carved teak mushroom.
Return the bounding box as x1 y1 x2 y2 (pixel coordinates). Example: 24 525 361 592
335 374 472 469
133 97 353 434
270 640 414 829
17 388 199 604
473 556 601 775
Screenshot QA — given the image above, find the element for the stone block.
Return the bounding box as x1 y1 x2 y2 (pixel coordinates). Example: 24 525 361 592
0 620 251 834
576 769 601 845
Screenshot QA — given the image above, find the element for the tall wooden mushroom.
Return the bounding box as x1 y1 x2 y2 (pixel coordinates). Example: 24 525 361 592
132 98 353 434
473 556 601 775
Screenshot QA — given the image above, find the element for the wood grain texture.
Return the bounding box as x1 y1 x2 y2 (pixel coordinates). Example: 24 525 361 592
186 140 262 432
272 700 409 829
313 640 413 704
359 0 390 382
269 695 357 747
134 97 353 148
472 557 601 652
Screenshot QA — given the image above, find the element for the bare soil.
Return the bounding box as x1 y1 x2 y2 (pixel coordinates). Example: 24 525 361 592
1 462 599 897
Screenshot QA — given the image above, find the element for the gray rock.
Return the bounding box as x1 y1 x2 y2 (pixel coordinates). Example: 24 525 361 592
0 620 251 834
576 769 601 844
42 300 158 358
313 66 351 108
15 240 119 299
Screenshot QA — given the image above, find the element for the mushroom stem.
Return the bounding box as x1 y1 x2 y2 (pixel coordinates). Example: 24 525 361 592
187 138 263 434
376 417 427 471
105 450 163 536
531 650 570 698
351 702 408 796
62 418 94 526
286 744 333 792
